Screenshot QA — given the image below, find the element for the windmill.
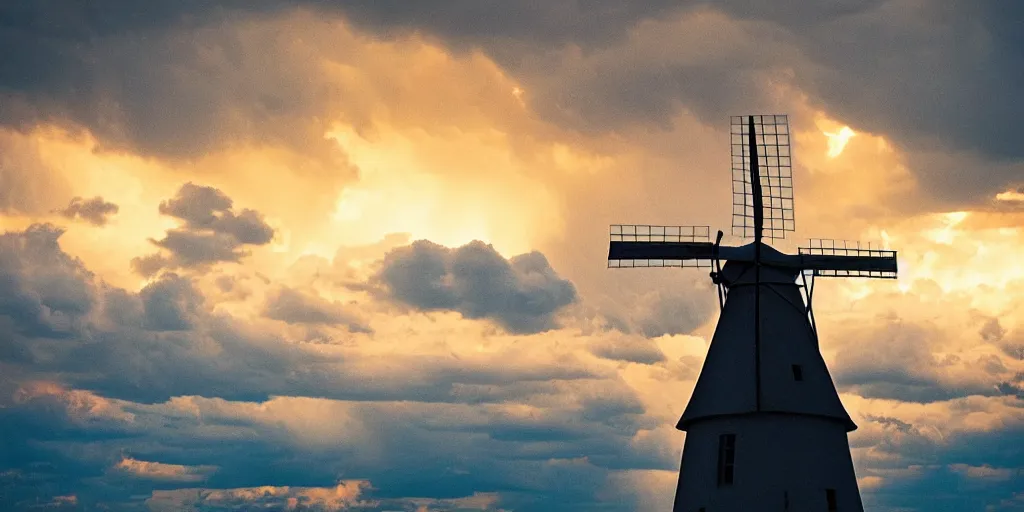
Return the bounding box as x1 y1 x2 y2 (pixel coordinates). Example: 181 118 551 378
607 115 897 511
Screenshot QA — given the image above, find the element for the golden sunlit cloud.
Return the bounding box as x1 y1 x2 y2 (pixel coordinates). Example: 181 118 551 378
922 211 969 245
995 188 1024 202
324 125 561 257
114 457 217 482
824 126 856 158
512 86 526 106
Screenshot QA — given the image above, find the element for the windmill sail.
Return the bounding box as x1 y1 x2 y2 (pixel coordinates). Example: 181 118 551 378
606 114 899 512
731 115 794 240
607 225 712 268
799 239 898 278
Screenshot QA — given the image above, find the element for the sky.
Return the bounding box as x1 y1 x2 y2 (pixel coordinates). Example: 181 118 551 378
0 1 1022 511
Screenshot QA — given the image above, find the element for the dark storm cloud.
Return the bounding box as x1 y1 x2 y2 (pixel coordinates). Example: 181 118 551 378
139 274 204 331
263 286 370 332
0 224 95 339
158 183 274 245
338 0 1024 204
785 0 1024 203
793 1 1024 163
150 231 247 266
0 1 353 169
132 183 274 276
157 183 234 226
0 0 662 171
376 240 578 334
53 196 119 226
333 1 680 46
2 1 1021 205
312 1 1023 205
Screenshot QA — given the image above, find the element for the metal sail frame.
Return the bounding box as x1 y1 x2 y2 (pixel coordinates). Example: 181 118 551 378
606 114 898 290
606 113 899 413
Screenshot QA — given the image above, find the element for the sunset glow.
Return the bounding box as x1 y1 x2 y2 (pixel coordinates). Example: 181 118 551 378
825 126 857 158
0 4 1021 512
995 189 1024 202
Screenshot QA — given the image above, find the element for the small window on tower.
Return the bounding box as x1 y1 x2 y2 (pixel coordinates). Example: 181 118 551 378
717 433 736 486
826 488 837 511
792 364 803 381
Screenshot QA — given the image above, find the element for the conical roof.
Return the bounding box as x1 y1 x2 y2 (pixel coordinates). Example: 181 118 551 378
678 258 856 431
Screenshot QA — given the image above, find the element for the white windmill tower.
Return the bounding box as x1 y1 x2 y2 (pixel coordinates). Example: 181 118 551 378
607 115 897 511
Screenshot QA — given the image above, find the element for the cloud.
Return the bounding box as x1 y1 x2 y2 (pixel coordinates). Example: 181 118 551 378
998 333 1024 361
0 3 353 166
146 481 505 511
831 318 1018 403
588 335 666 365
146 480 373 511
0 221 658 509
375 240 577 334
0 223 95 339
628 287 716 338
158 183 274 246
855 460 1024 512
10 380 136 424
0 224 315 403
330 1 1024 206
947 463 1015 482
113 457 217 483
0 378 658 510
332 1 684 48
263 286 370 332
0 224 602 407
996 373 1024 400
132 183 274 276
981 317 1007 343
843 394 1024 511
157 183 273 244
150 231 248 265
139 274 205 331
1 1 1022 210
0 128 73 215
1 5 1023 512
53 196 119 226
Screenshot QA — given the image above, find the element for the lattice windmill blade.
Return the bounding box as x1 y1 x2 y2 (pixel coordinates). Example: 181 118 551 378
798 238 898 278
607 225 713 268
731 115 795 240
